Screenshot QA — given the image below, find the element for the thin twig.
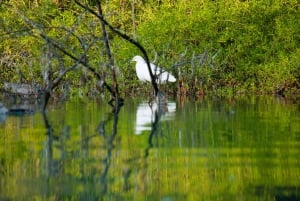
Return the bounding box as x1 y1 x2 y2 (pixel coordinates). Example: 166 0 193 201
14 9 114 96
95 0 120 99
74 0 159 96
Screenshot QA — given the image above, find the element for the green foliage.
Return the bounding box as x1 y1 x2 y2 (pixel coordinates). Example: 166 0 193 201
0 0 299 96
112 0 300 95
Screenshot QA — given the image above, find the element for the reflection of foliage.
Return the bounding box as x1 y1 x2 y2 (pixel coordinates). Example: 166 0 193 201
0 97 300 200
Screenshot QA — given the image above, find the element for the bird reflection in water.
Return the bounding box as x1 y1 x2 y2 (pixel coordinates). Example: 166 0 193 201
135 100 176 135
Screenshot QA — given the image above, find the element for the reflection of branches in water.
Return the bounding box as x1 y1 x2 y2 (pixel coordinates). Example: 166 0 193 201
144 94 174 161
41 110 70 174
40 98 170 198
40 95 172 197
38 96 176 200
41 110 62 197
97 104 123 194
42 111 55 176
41 102 123 198
130 96 170 192
144 104 164 157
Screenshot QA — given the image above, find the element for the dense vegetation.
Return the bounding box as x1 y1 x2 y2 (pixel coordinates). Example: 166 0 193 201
0 0 299 98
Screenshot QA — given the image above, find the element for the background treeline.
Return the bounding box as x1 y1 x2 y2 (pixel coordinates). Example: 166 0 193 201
0 0 299 98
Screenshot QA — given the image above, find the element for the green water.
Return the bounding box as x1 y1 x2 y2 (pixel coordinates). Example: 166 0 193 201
0 96 299 201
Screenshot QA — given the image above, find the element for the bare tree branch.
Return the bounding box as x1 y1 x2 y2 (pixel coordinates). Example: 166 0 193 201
95 0 120 100
19 12 112 82
75 0 159 96
10 7 116 109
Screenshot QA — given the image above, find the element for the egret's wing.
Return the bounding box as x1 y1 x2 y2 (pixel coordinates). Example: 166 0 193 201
150 62 176 83
159 71 176 83
150 63 165 75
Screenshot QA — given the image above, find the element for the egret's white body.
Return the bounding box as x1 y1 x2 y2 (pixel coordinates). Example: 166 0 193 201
131 55 176 83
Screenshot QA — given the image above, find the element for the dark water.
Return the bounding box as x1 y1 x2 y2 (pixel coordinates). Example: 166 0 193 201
0 96 299 201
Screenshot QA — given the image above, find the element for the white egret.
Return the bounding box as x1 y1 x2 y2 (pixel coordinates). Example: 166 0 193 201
131 55 176 84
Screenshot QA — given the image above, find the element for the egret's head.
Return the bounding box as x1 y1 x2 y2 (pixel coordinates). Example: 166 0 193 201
131 55 144 63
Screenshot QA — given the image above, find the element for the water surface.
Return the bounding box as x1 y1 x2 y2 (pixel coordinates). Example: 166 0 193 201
0 96 299 201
